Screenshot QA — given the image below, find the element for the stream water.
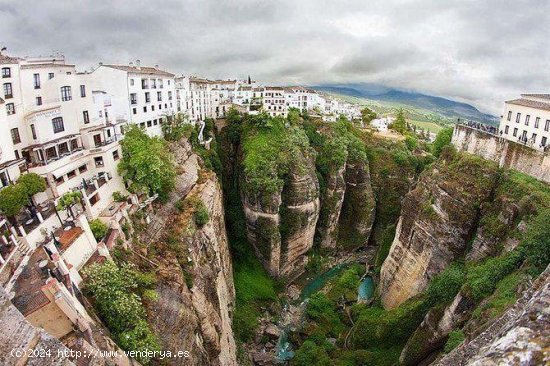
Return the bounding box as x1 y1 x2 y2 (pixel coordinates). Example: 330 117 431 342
275 263 375 363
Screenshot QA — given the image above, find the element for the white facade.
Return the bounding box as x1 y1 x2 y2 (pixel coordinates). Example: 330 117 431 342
499 94 550 151
90 62 176 137
371 117 393 132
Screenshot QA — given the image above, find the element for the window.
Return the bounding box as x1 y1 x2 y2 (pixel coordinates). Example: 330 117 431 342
33 73 40 89
157 91 162 101
14 150 19 159
80 85 86 97
55 176 65 185
532 133 537 142
546 120 550 132
168 91 172 100
48 72 54 79
67 170 76 179
130 93 137 104
140 122 146 128
58 142 69 155
513 128 518 137
36 96 42 105
11 128 21 144
151 79 156 89
542 137 548 146
46 146 57 160
6 103 15 115
99 110 103 118
151 105 155 111
3 82 13 98
141 78 148 89
535 117 540 128
525 115 530 126
505 125 509 134
30 124 37 139
112 150 120 160
167 80 170 85
130 79 134 86
1 67 10 78
158 104 161 110
60 86 72 101
83 110 90 124
143 106 147 113
516 113 521 123
159 79 163 88
147 120 152 127
52 117 64 133
153 119 158 125
132 108 137 115
507 111 512 121
145 92 150 103
71 139 79 150
78 164 88 174
94 157 104 167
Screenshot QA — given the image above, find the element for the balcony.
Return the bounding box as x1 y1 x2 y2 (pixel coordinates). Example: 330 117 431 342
23 134 84 169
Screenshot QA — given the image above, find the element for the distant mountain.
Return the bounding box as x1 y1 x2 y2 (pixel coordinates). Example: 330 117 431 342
312 83 499 125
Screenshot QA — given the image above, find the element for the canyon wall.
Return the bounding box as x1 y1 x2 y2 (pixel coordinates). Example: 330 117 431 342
379 151 500 309
240 150 320 279
136 139 237 366
452 124 550 184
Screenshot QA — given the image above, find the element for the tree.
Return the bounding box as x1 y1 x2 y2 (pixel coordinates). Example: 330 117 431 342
0 184 27 224
432 127 454 157
118 125 176 200
361 107 377 126
89 219 108 241
17 173 47 205
161 113 193 141
390 109 407 134
56 191 82 220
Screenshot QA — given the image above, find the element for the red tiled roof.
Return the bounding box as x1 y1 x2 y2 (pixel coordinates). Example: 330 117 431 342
521 94 550 100
0 53 21 65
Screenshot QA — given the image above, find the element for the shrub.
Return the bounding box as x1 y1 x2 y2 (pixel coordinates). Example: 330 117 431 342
444 329 465 353
293 340 331 366
89 219 108 241
113 191 128 202
432 127 454 157
426 263 465 305
521 208 550 274
405 135 418 151
194 201 209 226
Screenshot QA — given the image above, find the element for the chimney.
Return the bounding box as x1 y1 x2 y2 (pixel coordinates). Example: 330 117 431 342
154 64 159 69
136 59 141 69
129 61 134 67
99 62 103 66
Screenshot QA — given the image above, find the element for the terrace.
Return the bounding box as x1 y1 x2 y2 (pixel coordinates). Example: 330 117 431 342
23 134 84 168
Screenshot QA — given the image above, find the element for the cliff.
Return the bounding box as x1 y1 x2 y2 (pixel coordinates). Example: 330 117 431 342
133 139 237 365
436 264 550 366
379 150 500 309
240 146 320 279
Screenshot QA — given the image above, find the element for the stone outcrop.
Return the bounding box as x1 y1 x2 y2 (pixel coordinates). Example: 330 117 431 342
435 265 550 366
135 139 237 366
316 162 347 249
379 152 499 309
241 151 320 279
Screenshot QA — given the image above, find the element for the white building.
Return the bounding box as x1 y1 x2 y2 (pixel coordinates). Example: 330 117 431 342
499 94 550 150
262 87 287 117
90 61 176 136
370 117 393 132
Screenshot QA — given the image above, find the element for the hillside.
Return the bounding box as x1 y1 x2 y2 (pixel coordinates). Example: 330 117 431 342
313 83 499 127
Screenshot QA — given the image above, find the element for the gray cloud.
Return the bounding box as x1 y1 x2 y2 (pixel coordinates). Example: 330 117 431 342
0 0 548 114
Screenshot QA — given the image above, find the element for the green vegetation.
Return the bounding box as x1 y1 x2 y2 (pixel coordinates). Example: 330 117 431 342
83 261 160 364
161 113 194 141
389 109 407 134
472 271 524 320
112 191 128 202
56 191 82 220
360 107 377 126
89 219 108 241
432 127 454 157
0 173 47 223
444 329 465 353
425 263 465 305
119 125 176 201
193 201 210 226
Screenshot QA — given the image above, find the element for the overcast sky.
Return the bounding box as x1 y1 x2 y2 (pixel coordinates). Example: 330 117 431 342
0 0 548 114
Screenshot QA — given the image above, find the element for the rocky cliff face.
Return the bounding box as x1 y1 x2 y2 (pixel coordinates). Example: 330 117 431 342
240 150 320 279
436 265 550 366
316 162 346 249
379 152 499 309
136 139 237 366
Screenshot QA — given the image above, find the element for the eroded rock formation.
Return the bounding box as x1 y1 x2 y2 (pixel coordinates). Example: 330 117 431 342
379 152 500 309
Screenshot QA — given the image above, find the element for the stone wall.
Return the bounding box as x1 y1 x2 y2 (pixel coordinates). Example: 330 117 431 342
452 124 550 184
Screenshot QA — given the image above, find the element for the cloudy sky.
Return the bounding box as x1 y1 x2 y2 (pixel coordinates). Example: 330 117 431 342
0 0 548 114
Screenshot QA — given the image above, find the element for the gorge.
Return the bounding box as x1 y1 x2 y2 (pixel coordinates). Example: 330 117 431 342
79 110 549 366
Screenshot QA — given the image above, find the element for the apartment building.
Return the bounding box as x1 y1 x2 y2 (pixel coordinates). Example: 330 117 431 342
262 87 287 117
499 94 550 150
175 76 214 123
91 61 176 136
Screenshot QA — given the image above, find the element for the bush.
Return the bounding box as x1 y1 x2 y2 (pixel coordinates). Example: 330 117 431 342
432 127 454 157
89 219 108 241
293 340 331 366
426 263 465 305
83 261 160 364
194 201 209 226
405 135 418 151
444 329 465 353
521 208 550 274
113 191 128 202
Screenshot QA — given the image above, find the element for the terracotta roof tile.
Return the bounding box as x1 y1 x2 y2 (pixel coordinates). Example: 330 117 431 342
507 98 550 112
102 64 174 77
